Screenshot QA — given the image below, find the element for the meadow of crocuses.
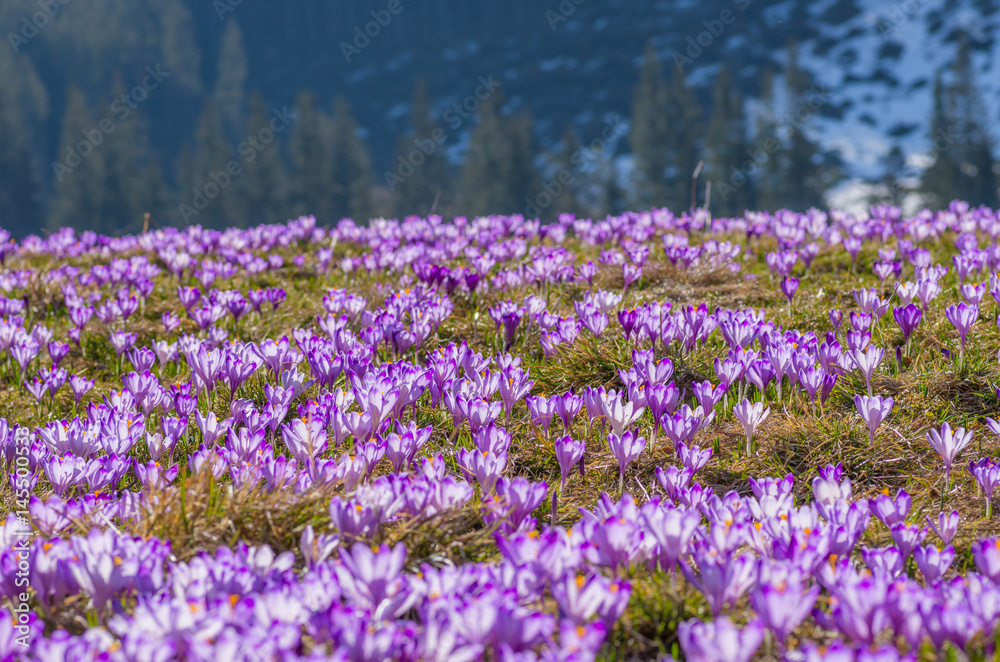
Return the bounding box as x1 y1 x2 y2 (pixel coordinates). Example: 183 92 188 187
3 203 1000 660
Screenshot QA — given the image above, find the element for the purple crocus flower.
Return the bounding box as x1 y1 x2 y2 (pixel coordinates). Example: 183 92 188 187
68 374 95 407
733 398 770 455
47 341 70 367
925 510 960 545
617 308 639 341
750 570 820 642
693 380 726 413
554 435 585 489
968 457 1000 517
526 395 558 437
869 489 910 528
177 285 201 311
600 391 645 436
795 642 855 662
607 430 646 490
944 301 978 364
553 392 583 433
494 477 548 531
682 548 757 615
972 538 1000 583
889 522 927 560
780 276 799 313
854 394 893 445
676 441 712 473
829 308 844 333
892 303 922 353
640 502 700 568
926 422 973 490
850 346 884 397
455 448 506 494
862 545 905 578
622 263 642 291
913 544 955 583
108 331 137 357
678 616 763 662
335 541 407 609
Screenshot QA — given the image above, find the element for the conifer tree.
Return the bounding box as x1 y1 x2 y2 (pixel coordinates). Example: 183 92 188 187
287 92 334 221
231 91 289 226
664 68 702 209
705 66 754 217
328 97 375 223
780 43 828 211
875 144 908 208
183 99 233 227
459 93 515 216
48 87 110 233
99 75 150 232
600 162 628 217
507 111 541 216
629 43 670 209
392 79 449 217
921 72 960 208
947 36 997 206
0 83 42 236
546 127 585 220
459 92 541 218
753 68 785 211
173 143 195 224
212 21 249 146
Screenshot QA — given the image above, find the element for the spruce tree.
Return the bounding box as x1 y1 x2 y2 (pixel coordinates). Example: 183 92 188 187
48 87 110 234
392 79 450 217
458 93 542 217
131 161 170 230
459 93 515 216
754 68 785 211
231 91 289 226
664 68 702 209
705 66 754 217
173 143 195 224
600 161 628 217
875 144 908 208
99 75 150 232
183 99 233 228
780 43 828 211
287 92 335 221
507 111 541 217
629 43 670 209
948 35 998 207
328 97 375 223
546 128 585 220
212 21 249 146
0 82 42 237
920 72 961 207
920 36 999 209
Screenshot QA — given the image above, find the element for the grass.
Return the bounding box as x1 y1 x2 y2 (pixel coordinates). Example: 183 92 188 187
2 227 1000 657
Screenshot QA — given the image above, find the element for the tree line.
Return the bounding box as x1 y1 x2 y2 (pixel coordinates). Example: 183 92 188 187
1 19 998 236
